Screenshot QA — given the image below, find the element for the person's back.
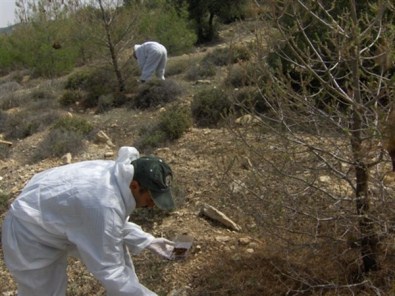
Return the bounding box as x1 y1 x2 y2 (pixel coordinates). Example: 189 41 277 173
133 41 167 82
9 160 122 238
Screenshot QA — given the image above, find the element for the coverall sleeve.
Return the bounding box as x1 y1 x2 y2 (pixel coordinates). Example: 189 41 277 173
67 206 157 296
135 47 147 74
123 221 155 255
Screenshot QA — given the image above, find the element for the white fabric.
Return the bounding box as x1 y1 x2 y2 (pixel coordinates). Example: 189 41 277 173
134 42 167 81
1 146 158 296
146 238 175 259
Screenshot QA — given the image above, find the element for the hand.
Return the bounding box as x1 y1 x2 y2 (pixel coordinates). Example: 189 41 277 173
146 238 175 259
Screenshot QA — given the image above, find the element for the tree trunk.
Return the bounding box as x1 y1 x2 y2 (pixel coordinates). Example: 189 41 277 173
354 160 378 272
98 0 125 93
349 0 378 272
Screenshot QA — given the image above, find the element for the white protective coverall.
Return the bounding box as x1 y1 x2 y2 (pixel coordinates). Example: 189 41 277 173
134 41 167 81
1 147 159 296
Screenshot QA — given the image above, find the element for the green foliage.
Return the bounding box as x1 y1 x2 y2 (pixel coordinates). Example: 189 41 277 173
52 116 93 135
65 71 92 90
65 68 116 109
138 2 196 54
191 87 232 127
179 0 249 43
138 128 167 150
7 21 80 77
0 36 17 74
132 80 183 109
137 105 192 149
59 90 85 107
158 106 192 140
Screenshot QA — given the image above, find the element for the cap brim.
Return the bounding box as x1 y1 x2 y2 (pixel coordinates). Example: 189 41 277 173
151 189 175 211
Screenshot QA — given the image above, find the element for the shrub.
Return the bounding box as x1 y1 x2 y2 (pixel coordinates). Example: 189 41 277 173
158 106 192 140
191 88 232 127
0 81 22 96
65 68 115 109
225 63 252 88
132 80 183 109
0 93 28 111
52 116 93 135
202 45 251 67
35 129 88 160
137 106 192 150
1 110 61 140
30 88 56 101
33 116 93 161
232 87 269 114
202 47 230 66
59 90 85 107
137 128 167 151
65 71 92 90
184 62 216 81
166 58 192 77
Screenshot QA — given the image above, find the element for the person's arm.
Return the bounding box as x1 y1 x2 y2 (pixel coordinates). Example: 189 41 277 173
123 221 155 255
67 206 157 296
124 221 175 259
134 45 147 77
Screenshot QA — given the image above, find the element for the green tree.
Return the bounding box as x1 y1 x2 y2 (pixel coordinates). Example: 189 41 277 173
137 1 196 54
170 0 249 43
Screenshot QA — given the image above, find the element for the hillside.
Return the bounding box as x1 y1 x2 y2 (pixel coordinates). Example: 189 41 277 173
0 20 278 296
1 17 395 295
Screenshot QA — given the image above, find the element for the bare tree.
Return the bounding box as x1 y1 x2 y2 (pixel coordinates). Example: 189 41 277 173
74 0 140 92
225 0 395 293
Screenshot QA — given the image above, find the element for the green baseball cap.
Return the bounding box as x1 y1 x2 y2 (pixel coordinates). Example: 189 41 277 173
131 156 175 211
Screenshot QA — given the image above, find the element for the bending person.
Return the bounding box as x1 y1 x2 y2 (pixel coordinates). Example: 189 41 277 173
133 41 168 82
2 146 176 296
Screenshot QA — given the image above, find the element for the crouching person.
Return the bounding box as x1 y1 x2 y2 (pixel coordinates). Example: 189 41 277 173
2 146 175 296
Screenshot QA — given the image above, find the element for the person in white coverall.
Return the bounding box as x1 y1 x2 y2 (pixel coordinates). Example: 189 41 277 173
133 41 167 82
1 146 176 296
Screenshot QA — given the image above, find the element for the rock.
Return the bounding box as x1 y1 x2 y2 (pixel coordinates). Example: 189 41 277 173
62 153 72 164
229 180 246 194
200 204 242 231
235 114 262 125
95 130 115 148
245 248 255 254
215 235 232 243
238 237 251 245
319 175 331 182
104 151 114 158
